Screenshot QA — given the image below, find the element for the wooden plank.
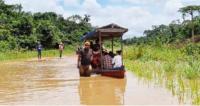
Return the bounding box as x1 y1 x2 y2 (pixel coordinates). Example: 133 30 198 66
98 28 127 33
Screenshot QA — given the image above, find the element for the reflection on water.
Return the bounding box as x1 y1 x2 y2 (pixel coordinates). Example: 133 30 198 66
79 76 126 105
0 57 180 105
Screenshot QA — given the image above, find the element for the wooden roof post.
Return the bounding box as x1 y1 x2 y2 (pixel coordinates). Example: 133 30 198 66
112 36 114 52
121 35 124 66
99 31 103 72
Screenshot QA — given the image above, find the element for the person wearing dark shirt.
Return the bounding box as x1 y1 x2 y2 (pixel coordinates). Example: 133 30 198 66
78 41 93 77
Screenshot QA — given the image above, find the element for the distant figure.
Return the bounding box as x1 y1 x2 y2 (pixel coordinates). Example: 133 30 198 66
112 50 122 69
36 42 42 60
59 42 64 59
78 41 93 76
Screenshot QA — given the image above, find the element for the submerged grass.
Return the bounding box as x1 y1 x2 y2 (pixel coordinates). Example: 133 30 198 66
124 43 200 104
124 44 200 79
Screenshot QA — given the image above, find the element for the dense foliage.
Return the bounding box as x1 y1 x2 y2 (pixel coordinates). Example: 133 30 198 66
0 0 92 51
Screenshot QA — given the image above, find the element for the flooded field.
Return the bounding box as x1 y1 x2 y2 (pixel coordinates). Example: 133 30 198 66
131 63 200 105
0 56 182 105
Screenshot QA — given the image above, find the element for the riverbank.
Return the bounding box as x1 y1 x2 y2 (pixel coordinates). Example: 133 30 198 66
0 45 75 62
124 44 200 104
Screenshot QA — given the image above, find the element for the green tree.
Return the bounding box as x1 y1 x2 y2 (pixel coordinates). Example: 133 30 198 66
179 5 200 41
0 0 93 51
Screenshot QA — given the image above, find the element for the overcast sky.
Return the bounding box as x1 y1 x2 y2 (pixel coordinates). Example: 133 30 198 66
4 0 200 38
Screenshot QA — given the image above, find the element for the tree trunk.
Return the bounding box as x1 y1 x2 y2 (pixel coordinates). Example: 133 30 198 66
182 13 185 21
192 26 194 42
191 11 195 42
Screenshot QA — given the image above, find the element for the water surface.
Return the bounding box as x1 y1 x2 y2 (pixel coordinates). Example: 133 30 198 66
0 57 179 105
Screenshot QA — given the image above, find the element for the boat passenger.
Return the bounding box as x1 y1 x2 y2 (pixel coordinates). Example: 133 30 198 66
91 39 101 70
92 39 100 52
112 50 123 69
103 50 113 69
109 51 115 58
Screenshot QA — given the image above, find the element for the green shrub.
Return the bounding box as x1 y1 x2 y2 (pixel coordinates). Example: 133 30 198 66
163 62 175 72
0 41 10 52
184 43 200 56
183 61 200 79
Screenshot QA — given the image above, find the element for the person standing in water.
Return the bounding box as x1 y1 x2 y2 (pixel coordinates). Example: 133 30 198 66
77 41 93 76
36 42 42 60
59 42 64 59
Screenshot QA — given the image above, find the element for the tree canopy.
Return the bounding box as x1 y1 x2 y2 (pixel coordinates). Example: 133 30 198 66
0 0 92 51
1 0 200 51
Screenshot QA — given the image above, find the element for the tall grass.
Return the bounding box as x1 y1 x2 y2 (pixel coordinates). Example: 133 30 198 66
124 43 200 104
124 44 200 79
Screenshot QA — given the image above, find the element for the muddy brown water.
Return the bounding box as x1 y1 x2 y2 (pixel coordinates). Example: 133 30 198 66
0 56 180 105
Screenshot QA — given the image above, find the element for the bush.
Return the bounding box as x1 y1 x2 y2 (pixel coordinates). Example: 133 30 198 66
184 43 200 56
0 41 10 52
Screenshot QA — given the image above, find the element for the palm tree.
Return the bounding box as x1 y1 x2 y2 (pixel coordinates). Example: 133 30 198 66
182 13 186 21
83 14 90 23
179 5 200 41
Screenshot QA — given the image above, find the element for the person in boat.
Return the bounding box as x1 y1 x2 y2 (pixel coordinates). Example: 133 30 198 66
112 50 123 70
91 39 101 70
103 50 113 69
109 51 115 58
77 41 93 76
59 42 64 59
92 39 100 51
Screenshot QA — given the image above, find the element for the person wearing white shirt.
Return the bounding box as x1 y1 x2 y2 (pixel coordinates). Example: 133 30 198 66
112 50 122 68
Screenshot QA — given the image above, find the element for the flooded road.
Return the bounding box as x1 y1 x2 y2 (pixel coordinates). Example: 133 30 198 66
0 56 179 105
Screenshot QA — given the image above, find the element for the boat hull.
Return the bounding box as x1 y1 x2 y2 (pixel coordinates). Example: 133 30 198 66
101 70 125 78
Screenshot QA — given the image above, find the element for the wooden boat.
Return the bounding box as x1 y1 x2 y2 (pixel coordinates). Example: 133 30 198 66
92 69 125 78
80 23 128 79
101 70 125 78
